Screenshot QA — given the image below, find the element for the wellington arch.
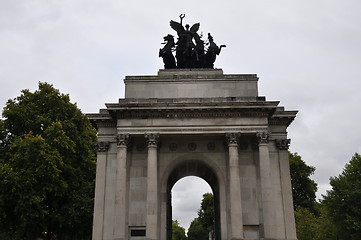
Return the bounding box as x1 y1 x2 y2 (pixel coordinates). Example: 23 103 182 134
88 68 298 240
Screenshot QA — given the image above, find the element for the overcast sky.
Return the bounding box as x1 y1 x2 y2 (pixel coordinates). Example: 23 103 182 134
1 0 361 232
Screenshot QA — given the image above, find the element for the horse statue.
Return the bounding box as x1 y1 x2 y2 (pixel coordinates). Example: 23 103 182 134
205 33 226 68
159 34 176 69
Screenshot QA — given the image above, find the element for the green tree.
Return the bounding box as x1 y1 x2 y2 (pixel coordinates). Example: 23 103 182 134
323 153 361 240
172 220 187 240
289 152 318 213
187 193 214 240
294 207 318 240
0 82 97 240
187 218 208 240
313 202 337 240
198 193 215 233
289 152 319 240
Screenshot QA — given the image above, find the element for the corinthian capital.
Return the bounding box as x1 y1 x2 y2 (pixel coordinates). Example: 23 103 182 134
95 141 110 152
145 133 160 147
116 133 130 147
257 131 269 144
275 139 291 150
225 132 240 146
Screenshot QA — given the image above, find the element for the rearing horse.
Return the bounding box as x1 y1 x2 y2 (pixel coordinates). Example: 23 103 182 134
159 34 176 69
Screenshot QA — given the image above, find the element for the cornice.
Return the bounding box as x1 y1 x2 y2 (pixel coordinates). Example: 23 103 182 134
104 99 279 119
124 71 259 83
87 98 296 128
269 110 298 127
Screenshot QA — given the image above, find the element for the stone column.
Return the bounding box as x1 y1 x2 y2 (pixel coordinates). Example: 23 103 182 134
276 139 297 240
225 133 244 240
145 133 160 240
256 131 275 239
114 134 130 240
92 141 110 240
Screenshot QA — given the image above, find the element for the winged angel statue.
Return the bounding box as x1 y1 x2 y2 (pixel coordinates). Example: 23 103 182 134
159 14 226 69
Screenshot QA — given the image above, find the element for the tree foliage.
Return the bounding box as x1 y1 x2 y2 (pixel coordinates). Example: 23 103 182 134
198 193 215 233
322 153 361 240
294 207 318 240
172 220 187 240
289 152 317 212
187 218 208 240
187 193 214 240
0 82 97 240
288 152 319 240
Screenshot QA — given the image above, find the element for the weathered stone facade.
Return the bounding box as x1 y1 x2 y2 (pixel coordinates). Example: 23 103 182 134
88 69 298 240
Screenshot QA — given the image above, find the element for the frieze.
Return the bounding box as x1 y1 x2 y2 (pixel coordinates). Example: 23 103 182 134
117 109 270 119
117 127 269 135
95 121 117 128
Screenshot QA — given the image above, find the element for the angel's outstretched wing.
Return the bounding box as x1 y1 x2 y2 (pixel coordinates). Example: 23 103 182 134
190 23 200 33
170 20 185 36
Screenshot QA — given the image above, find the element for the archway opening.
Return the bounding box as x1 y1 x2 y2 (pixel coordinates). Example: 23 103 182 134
166 160 221 240
172 176 212 235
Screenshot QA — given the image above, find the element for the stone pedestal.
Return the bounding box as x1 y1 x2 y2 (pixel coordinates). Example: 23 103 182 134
88 69 298 240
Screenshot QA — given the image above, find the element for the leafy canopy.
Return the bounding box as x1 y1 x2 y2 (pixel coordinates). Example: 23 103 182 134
172 220 187 240
0 82 97 240
289 152 317 212
323 153 361 240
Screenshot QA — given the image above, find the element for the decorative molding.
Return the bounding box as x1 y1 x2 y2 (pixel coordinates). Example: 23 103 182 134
145 133 160 147
257 131 269 144
207 142 216 151
188 142 197 151
225 132 240 146
116 134 131 147
275 139 291 150
95 141 110 152
169 143 178 151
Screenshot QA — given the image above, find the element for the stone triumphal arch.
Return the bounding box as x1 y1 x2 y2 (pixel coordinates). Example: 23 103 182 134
88 69 298 240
